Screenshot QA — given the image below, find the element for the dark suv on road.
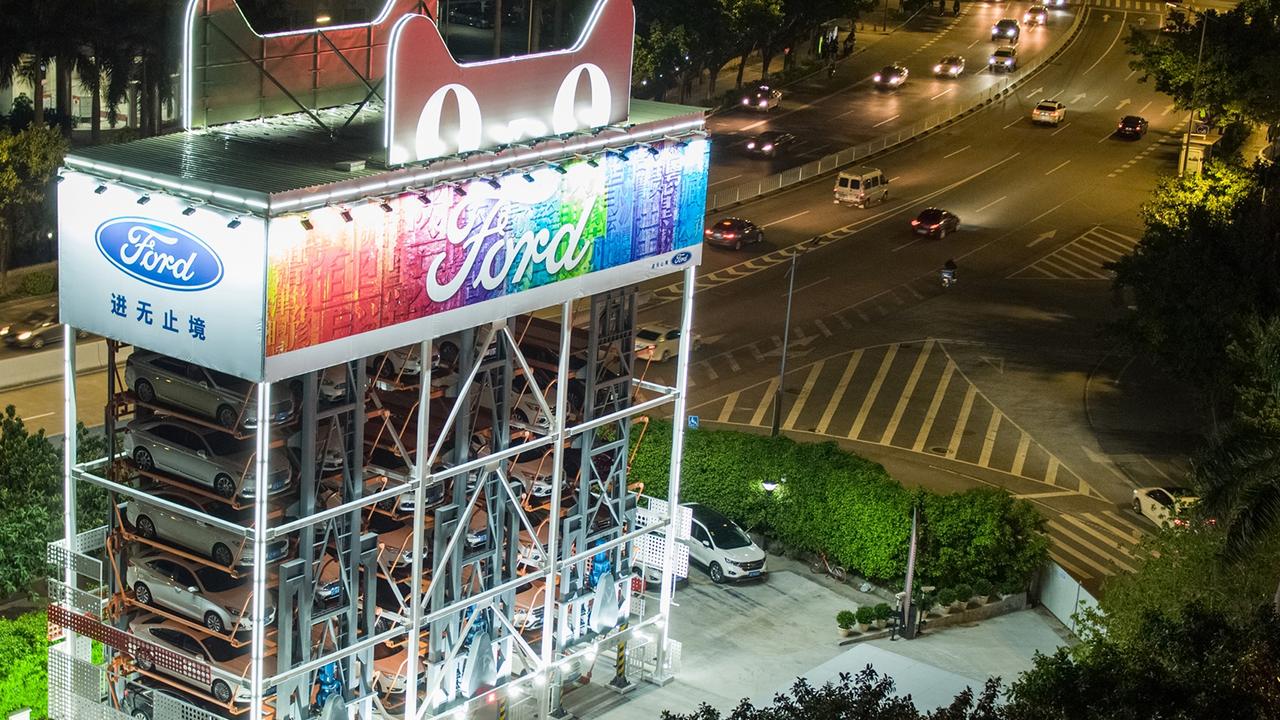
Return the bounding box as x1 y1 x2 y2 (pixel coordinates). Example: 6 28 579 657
992 19 1020 42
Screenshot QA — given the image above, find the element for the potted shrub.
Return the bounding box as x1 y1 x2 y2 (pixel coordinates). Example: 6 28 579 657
953 583 974 609
855 606 875 632
872 603 892 629
937 588 957 613
972 579 994 604
836 610 857 637
921 593 938 616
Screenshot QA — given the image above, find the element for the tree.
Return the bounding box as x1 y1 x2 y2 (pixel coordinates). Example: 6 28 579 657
1127 0 1280 126
632 21 693 100
0 406 60 596
1106 162 1280 404
0 124 66 291
727 0 784 87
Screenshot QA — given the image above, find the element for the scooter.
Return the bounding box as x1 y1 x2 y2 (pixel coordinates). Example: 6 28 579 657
940 268 957 288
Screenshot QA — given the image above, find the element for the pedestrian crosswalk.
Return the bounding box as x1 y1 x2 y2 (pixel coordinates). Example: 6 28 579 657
1085 0 1166 11
1047 510 1148 583
1008 226 1138 280
693 340 1099 498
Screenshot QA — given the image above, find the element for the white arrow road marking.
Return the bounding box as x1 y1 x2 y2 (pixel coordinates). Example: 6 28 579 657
1025 86 1045 99
1069 93 1087 104
1102 12 1110 21
1027 229 1058 247
1115 98 1131 110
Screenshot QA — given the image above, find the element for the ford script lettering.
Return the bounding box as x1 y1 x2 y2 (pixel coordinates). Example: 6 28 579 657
671 251 692 266
96 218 225 292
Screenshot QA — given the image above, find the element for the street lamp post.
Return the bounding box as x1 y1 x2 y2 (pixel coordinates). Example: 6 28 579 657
770 253 797 437
1180 13 1209 175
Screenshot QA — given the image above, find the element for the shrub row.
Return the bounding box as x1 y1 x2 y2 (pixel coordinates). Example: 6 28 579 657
631 420 1048 588
0 611 48 719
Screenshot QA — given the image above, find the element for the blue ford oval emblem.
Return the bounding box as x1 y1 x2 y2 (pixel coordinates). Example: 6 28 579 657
671 250 693 266
95 217 225 292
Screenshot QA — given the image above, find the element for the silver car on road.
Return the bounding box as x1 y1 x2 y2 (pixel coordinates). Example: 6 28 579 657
125 417 292 500
127 552 276 634
123 485 289 567
126 351 295 430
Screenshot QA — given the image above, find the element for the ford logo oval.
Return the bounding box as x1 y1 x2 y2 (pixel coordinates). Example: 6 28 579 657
671 250 693 266
95 217 225 292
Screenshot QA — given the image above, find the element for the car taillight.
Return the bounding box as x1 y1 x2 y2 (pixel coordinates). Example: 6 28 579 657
723 232 737 238
704 229 713 235
911 220 921 226
931 223 941 229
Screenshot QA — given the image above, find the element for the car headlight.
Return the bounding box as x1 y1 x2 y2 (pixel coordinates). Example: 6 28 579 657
224 605 244 617
762 144 773 151
1005 59 1013 65
746 141 756 149
933 65 942 73
17 331 31 340
741 98 749 105
873 73 881 81
0 325 9 335
988 58 997 64
758 99 768 107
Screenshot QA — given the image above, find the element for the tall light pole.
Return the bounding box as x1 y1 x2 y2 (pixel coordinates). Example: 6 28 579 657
770 253 797 437
1180 13 1209 175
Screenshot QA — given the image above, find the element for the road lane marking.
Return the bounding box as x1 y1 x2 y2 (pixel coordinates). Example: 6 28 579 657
873 114 902 128
977 410 1003 467
912 360 957 452
1028 201 1067 224
708 173 744 188
1082 11 1127 75
1044 160 1071 175
930 88 954 101
718 391 739 422
967 38 982 48
1045 457 1060 485
1049 520 1137 573
1050 121 1072 136
1049 551 1094 580
943 145 971 158
1003 116 1023 130
849 345 899 440
1060 514 1137 559
24 411 55 420
1015 490 1080 499
750 377 779 426
814 318 833 337
816 350 863 435
783 360 826 429
1092 95 1110 107
945 385 978 459
881 340 935 444
727 355 742 372
975 195 1007 213
786 277 831 296
1010 432 1032 476
1097 511 1146 543
1024 87 1044 99
762 210 811 228
1048 524 1128 576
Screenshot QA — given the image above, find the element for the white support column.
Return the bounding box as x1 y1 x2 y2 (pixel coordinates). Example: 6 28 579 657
406 339 433 720
656 266 696 681
61 325 79 652
537 301 574 716
250 383 272 717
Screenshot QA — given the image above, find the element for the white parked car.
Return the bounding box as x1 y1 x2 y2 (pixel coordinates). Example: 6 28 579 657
127 551 275 634
635 325 701 362
128 614 275 705
680 503 767 583
1132 486 1201 527
123 485 289 568
125 417 292 500
1031 99 1066 125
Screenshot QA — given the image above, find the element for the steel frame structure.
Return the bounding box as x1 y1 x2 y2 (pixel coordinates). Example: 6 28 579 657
53 263 696 720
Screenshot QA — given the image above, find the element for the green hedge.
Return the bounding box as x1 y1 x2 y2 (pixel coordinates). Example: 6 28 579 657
632 420 1048 587
0 611 49 719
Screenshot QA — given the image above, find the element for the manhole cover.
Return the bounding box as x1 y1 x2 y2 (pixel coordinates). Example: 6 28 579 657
928 447 947 455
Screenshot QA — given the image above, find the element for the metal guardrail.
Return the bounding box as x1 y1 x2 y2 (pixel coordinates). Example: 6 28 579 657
707 5 1089 213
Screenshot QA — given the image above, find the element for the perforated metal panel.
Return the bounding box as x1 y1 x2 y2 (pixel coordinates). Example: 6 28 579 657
639 534 688 578
153 687 226 720
48 604 212 686
638 498 692 540
48 578 105 618
75 526 109 555
47 539 102 584
47 645 107 720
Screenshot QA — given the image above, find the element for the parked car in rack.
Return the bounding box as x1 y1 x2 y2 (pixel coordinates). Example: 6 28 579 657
367 345 424 380
128 614 276 705
126 351 295 430
635 324 701 362
125 417 293 500
680 503 768 583
127 551 275 634
371 640 426 696
123 485 289 568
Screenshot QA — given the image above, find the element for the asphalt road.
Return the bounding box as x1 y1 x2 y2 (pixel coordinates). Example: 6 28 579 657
706 0 1077 187
638 3 1200 595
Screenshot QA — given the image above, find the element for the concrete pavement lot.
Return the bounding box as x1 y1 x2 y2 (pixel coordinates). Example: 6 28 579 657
565 564 1069 720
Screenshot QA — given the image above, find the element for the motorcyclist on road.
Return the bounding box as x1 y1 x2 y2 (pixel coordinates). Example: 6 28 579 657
953 0 960 14
941 259 958 285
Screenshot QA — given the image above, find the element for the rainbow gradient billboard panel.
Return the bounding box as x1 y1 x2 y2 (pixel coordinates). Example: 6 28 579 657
263 138 707 379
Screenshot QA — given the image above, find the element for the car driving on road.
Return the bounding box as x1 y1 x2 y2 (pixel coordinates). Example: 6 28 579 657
911 208 961 238
1116 115 1149 138
1133 486 1200 527
933 55 966 77
126 351 295 430
634 325 701 362
992 18 1020 42
0 306 82 349
125 416 293 500
743 131 796 157
873 63 909 89
988 46 1017 71
1023 5 1048 25
1031 99 1066 125
740 84 782 111
704 217 764 250
681 503 767 583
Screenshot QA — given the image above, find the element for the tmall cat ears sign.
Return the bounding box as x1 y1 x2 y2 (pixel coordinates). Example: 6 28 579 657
384 0 634 165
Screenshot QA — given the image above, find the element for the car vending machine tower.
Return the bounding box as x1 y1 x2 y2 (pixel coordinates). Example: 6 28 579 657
48 1 705 719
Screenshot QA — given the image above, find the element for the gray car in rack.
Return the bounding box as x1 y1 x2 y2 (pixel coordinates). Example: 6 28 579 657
125 417 292 500
126 350 295 430
123 485 289 567
127 551 276 634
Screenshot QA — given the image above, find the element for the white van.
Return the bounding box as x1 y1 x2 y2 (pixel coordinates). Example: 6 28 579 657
833 167 889 208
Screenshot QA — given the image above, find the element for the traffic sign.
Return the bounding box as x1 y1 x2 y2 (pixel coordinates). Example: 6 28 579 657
688 415 700 429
